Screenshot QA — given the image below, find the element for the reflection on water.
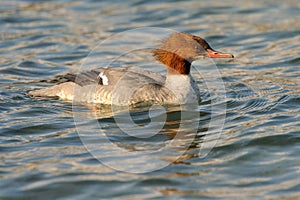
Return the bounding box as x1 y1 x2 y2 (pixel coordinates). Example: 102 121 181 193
1 0 300 199
73 103 203 173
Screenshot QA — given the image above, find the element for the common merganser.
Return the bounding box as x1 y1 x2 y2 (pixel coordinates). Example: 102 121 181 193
29 32 233 105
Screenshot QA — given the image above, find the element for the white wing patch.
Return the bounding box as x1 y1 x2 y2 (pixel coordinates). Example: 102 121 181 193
98 72 108 85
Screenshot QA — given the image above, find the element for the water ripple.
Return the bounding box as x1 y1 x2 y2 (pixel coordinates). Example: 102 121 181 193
1 0 300 199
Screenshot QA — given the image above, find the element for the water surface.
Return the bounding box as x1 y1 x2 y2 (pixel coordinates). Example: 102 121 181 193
1 0 300 199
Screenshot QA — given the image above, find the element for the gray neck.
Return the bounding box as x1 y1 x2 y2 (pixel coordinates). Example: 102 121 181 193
164 74 198 104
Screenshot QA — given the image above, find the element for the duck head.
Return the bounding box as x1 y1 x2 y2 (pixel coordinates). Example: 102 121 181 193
152 32 234 75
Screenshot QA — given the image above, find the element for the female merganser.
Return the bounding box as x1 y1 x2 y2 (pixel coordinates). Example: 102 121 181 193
29 32 233 105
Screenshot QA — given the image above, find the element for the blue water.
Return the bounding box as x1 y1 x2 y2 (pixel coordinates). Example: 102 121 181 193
1 0 300 199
